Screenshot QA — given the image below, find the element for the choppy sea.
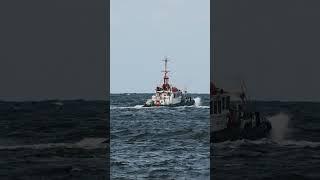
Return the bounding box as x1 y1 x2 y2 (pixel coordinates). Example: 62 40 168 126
110 93 210 179
1 97 319 179
0 100 108 180
212 101 320 180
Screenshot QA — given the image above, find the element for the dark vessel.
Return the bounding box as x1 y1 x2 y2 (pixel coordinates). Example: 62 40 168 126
210 82 272 143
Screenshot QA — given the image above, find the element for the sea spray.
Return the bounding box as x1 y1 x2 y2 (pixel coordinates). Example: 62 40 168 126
194 97 201 107
133 105 144 109
268 112 290 142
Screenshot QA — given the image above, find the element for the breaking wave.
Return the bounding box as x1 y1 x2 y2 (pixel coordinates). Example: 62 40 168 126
267 112 290 142
214 138 320 148
193 97 201 106
110 105 157 110
193 97 209 109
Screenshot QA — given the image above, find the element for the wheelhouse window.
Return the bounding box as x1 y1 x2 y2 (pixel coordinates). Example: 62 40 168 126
222 97 225 110
218 100 221 114
226 96 230 109
214 100 217 114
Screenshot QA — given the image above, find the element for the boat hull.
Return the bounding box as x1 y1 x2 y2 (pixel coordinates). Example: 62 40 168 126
211 120 272 143
143 100 195 107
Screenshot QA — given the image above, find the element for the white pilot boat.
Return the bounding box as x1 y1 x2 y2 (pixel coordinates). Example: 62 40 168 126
143 57 195 107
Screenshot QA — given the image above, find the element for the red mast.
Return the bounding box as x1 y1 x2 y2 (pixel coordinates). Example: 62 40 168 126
162 57 170 90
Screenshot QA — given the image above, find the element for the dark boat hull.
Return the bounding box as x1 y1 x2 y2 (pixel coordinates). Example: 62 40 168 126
211 121 272 143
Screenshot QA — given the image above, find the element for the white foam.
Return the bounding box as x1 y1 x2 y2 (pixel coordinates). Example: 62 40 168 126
110 106 141 110
110 105 164 110
196 105 210 109
52 102 64 106
189 97 209 108
193 97 202 107
133 105 144 109
267 112 290 142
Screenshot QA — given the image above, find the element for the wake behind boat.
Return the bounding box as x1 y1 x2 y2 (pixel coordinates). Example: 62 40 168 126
143 57 195 107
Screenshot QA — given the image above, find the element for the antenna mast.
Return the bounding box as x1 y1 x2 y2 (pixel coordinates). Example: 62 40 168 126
162 57 170 85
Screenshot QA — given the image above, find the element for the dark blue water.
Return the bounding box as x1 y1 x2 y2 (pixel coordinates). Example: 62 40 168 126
212 101 320 180
0 100 108 179
2 98 318 179
110 93 210 179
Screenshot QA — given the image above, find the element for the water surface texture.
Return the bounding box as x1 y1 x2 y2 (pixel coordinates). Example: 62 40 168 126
211 101 320 180
0 100 108 180
111 93 210 179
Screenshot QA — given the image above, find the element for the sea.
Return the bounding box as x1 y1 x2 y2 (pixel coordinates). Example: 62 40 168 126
1 97 319 179
0 100 109 180
110 93 210 179
212 101 320 180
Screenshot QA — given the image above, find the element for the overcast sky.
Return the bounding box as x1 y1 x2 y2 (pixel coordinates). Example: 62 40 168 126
0 0 107 101
111 0 210 94
213 0 320 101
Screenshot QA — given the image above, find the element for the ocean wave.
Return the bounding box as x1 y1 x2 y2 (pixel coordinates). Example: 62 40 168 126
279 140 320 148
195 105 210 109
110 105 156 110
51 101 64 106
214 138 320 148
0 138 108 150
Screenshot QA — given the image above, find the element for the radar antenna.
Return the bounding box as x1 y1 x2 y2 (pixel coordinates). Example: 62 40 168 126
240 80 248 104
162 56 170 86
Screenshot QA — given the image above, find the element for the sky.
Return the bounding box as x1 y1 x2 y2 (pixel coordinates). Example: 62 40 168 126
0 0 107 101
111 0 210 94
213 0 320 101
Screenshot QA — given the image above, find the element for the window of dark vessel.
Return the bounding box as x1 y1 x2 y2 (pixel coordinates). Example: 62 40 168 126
222 97 225 110
214 100 217 114
226 96 230 109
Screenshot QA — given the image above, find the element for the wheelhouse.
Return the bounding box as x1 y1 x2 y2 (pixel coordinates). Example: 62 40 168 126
211 89 231 115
